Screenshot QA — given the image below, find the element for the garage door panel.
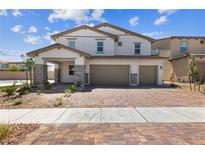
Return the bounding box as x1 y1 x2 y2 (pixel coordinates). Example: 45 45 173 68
139 65 157 85
90 65 129 85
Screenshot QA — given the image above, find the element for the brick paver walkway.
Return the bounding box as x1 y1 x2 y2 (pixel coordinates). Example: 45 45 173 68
65 87 205 107
22 123 205 144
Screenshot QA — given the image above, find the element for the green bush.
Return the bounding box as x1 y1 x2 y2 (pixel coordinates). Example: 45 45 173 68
13 99 22 106
64 84 77 94
64 88 72 93
54 96 63 106
44 81 52 90
69 84 77 93
19 89 29 95
0 124 12 141
8 65 19 71
1 82 17 95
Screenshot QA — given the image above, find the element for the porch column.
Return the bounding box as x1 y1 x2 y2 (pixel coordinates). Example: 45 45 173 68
34 57 47 85
54 64 60 83
130 64 138 86
74 56 85 86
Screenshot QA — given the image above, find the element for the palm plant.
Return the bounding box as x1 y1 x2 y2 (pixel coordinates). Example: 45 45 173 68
22 58 35 87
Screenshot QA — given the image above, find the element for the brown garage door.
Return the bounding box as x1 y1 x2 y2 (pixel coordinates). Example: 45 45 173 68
90 65 129 85
139 65 157 85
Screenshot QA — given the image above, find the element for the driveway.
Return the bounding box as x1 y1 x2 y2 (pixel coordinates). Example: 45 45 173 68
65 86 205 107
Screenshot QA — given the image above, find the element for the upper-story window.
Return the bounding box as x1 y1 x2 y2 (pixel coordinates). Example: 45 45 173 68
180 41 188 53
97 41 104 53
68 41 76 48
155 47 160 55
134 42 141 54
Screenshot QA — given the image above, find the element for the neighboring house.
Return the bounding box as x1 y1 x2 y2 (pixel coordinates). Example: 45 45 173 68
0 61 25 70
27 23 167 86
152 36 205 82
0 60 9 70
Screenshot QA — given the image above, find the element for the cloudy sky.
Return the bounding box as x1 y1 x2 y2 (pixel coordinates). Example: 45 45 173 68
0 9 205 61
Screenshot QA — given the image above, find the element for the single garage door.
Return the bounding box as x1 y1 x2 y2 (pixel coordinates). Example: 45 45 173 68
90 65 129 85
139 65 157 85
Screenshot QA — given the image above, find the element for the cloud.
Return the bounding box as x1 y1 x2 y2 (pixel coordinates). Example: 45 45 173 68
28 26 38 33
129 16 139 26
24 35 40 45
43 31 60 41
11 25 23 33
44 27 50 31
154 16 167 25
48 9 106 24
143 32 163 38
0 9 7 16
12 9 22 17
84 23 95 27
90 9 106 22
158 9 178 15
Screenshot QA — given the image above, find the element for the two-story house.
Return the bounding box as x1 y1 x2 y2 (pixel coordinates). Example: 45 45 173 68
152 36 205 82
27 23 167 86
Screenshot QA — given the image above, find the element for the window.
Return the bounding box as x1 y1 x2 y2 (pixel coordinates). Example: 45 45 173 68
2 64 9 68
180 41 188 53
69 65 75 75
68 41 75 48
155 48 160 55
97 41 104 52
134 43 141 54
118 42 122 46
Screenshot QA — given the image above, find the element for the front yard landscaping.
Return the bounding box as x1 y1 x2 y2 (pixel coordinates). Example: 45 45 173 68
0 123 39 145
0 82 83 109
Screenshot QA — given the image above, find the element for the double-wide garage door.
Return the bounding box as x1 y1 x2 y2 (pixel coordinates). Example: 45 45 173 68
90 65 129 85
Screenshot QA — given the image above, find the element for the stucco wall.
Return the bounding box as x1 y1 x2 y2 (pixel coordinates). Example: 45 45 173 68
171 56 190 81
59 61 75 83
55 27 152 56
56 29 115 56
171 38 205 58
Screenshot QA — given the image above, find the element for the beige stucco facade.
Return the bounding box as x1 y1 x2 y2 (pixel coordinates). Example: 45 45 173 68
152 37 205 82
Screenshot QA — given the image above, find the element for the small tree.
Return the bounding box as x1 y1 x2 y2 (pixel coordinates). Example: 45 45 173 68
187 56 199 91
22 58 35 87
8 64 19 71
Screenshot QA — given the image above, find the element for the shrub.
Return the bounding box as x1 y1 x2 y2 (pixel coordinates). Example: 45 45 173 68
1 82 17 95
19 89 29 95
0 124 12 141
64 88 72 94
76 81 81 87
44 81 52 90
54 96 63 106
13 99 22 106
8 65 19 71
69 84 77 93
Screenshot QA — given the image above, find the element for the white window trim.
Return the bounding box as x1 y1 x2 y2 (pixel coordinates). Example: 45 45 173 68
96 40 104 54
134 42 141 54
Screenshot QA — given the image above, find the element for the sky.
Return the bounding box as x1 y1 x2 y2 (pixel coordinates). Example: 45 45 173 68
0 9 205 62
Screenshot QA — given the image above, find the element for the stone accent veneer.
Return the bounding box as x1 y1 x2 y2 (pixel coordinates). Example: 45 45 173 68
54 68 60 83
74 65 85 85
85 73 89 85
130 73 138 85
34 64 47 85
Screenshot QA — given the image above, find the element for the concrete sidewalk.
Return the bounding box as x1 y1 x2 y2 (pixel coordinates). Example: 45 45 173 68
0 107 205 124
